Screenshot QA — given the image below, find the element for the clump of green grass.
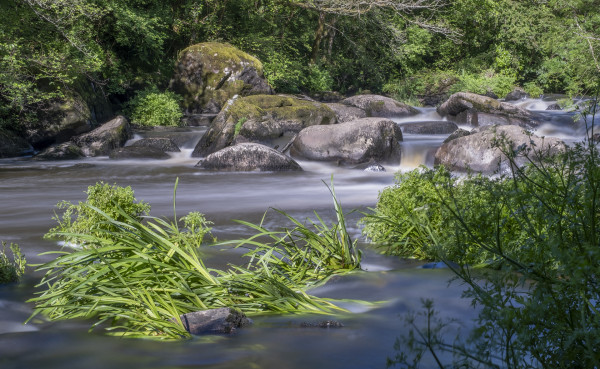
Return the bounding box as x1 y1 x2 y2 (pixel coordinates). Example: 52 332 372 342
0 242 26 284
230 180 362 285
29 180 356 339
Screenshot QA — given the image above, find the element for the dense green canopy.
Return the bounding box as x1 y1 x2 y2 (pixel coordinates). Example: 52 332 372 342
1 0 599 130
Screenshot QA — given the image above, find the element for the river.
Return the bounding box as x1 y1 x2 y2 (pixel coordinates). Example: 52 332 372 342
0 99 588 368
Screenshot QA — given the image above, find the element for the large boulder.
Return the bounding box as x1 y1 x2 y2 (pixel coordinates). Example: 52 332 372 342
504 87 528 101
326 103 367 123
197 143 302 171
179 308 252 335
33 142 84 160
170 42 272 114
434 125 565 173
437 92 541 129
24 97 92 150
400 121 458 135
73 116 131 156
0 129 34 158
290 117 402 165
192 94 336 157
340 94 418 118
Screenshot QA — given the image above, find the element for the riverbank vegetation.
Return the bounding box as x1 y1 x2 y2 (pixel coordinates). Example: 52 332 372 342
0 242 26 284
379 99 600 367
2 0 599 130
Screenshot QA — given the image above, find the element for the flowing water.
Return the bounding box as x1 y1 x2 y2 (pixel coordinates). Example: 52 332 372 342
0 99 591 368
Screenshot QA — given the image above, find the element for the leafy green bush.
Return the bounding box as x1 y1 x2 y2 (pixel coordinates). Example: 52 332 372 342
127 88 183 127
449 69 516 98
384 98 600 367
46 182 150 247
523 82 543 98
0 242 26 284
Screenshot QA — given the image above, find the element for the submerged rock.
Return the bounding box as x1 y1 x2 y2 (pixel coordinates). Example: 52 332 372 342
73 116 131 156
197 143 302 171
34 142 84 160
340 94 417 118
300 320 344 328
131 138 180 152
437 92 541 129
179 308 252 335
400 121 458 135
109 146 171 160
434 125 565 173
192 94 336 157
290 117 402 165
170 42 272 114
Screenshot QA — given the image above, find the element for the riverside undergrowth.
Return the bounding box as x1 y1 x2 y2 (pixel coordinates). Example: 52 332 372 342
30 179 359 339
374 97 600 367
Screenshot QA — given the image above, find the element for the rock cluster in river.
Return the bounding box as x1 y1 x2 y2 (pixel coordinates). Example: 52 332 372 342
434 124 566 173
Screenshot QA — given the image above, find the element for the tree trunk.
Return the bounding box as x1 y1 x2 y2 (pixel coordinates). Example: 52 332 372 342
310 11 326 64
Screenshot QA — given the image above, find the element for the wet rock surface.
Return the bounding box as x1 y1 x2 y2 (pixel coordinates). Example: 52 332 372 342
197 143 302 171
179 308 252 335
131 138 180 152
290 117 402 165
109 146 171 160
400 121 458 135
73 116 131 156
340 94 418 118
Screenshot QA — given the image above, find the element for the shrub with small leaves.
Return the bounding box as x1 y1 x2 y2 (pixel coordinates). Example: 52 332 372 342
127 88 183 127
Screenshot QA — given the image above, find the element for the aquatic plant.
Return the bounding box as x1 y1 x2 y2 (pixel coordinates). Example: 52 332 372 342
230 180 361 285
0 242 26 284
29 205 343 339
45 182 150 248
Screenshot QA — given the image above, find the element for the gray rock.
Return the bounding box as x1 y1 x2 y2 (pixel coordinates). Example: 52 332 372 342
73 116 131 156
179 308 252 335
546 103 562 111
504 87 528 101
443 128 471 143
437 92 541 129
131 138 180 152
300 320 344 328
326 103 367 123
400 121 458 135
192 94 336 157
340 94 418 118
182 114 217 126
434 125 565 173
33 142 84 160
0 129 34 158
109 146 171 160
197 143 302 171
290 117 402 165
170 42 272 114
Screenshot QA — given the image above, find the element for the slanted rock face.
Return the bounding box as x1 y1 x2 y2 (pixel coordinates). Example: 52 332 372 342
192 94 336 157
197 143 302 171
434 125 565 173
437 92 541 129
400 121 458 135
0 129 34 158
73 116 131 156
340 94 418 118
290 117 402 165
170 42 272 114
326 103 367 123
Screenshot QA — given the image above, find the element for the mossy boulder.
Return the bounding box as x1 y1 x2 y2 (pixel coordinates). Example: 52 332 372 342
33 142 84 160
434 125 565 173
290 117 403 165
24 97 93 150
0 129 34 158
170 42 272 114
340 94 418 118
437 92 541 129
192 94 336 157
197 143 302 172
73 116 131 156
